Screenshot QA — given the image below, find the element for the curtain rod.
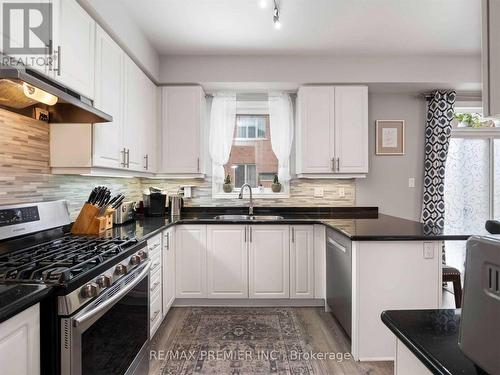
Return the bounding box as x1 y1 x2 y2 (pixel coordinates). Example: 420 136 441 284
419 91 482 102
204 92 297 98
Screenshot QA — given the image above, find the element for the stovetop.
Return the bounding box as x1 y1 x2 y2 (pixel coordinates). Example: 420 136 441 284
0 235 139 287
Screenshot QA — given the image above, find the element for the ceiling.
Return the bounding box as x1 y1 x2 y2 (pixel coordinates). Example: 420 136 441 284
118 0 481 56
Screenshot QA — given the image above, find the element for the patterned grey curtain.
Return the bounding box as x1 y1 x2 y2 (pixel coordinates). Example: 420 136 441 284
421 90 456 230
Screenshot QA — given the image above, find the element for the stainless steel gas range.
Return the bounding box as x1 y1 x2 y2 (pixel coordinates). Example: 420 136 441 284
0 200 150 375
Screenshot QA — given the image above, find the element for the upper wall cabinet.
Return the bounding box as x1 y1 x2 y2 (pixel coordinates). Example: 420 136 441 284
93 25 124 169
296 86 368 178
160 86 206 177
482 0 500 118
52 0 95 99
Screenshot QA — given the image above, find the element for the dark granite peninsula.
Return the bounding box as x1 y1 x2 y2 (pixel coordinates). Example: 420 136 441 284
382 309 488 375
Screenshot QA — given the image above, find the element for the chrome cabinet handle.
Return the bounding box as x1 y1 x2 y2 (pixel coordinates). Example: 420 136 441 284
144 154 149 170
167 232 170 250
197 157 200 172
336 158 340 172
249 226 252 243
150 310 160 322
151 261 160 271
150 281 160 291
331 158 335 171
291 227 295 243
125 149 130 168
121 148 126 167
244 226 247 243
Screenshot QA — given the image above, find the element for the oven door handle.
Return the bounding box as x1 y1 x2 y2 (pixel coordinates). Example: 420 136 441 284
73 261 151 327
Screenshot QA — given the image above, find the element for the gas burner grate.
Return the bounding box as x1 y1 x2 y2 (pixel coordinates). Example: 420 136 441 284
0 235 138 284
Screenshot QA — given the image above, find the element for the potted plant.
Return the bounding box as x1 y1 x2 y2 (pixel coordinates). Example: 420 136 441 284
223 174 232 193
454 113 481 128
271 174 282 193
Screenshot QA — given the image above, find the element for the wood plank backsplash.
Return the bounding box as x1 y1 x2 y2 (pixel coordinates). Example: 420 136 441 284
0 109 355 219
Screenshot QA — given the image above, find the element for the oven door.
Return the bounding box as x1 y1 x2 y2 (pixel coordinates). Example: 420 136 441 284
61 261 150 375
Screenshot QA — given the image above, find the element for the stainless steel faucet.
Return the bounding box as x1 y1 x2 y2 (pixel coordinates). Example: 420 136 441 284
238 183 253 215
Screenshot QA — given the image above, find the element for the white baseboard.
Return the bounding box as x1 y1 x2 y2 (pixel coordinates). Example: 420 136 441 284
172 298 325 307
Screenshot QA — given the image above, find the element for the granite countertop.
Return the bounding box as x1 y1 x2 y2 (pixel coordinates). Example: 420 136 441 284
0 284 51 323
106 207 473 242
381 309 487 375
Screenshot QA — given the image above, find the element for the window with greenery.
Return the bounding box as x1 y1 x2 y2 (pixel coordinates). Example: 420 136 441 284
444 106 500 276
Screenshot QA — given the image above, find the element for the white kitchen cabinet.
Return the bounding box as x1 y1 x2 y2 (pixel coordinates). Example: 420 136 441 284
296 85 368 178
123 55 146 171
160 86 206 176
296 86 335 174
92 25 125 169
52 0 95 99
142 82 159 172
482 0 500 118
147 233 162 337
162 227 175 316
290 225 315 298
334 86 368 173
0 303 40 375
175 225 207 298
206 225 248 298
248 225 290 298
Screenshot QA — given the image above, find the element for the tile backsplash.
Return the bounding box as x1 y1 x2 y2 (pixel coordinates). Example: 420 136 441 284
0 109 355 219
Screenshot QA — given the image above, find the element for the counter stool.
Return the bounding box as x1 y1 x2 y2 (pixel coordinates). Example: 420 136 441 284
443 266 462 308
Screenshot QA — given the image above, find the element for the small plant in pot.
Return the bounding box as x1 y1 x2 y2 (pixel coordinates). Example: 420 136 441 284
454 113 481 128
271 174 282 193
223 174 233 193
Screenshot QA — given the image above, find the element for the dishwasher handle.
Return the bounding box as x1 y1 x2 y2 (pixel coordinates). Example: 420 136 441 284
327 236 347 253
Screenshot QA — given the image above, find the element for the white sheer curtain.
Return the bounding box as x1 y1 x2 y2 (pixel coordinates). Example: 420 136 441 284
209 94 237 184
269 93 294 182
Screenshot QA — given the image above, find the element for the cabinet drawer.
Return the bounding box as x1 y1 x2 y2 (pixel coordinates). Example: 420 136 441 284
147 234 162 252
150 291 162 337
150 252 161 275
150 267 162 295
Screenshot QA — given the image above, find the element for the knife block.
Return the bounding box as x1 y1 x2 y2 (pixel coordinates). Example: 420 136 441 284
71 203 107 235
104 208 115 230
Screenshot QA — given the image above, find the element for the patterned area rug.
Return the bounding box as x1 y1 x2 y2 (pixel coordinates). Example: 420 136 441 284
160 307 314 374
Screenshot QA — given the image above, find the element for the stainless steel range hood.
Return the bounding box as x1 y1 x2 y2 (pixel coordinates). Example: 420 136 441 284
0 65 112 123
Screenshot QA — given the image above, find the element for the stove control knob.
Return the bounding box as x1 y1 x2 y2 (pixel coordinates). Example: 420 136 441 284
138 250 148 260
129 255 141 266
115 264 128 276
80 283 99 298
96 275 112 288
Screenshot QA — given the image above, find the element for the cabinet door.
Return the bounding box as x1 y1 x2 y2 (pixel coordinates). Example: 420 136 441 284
175 225 207 298
92 25 124 169
296 86 335 174
0 303 40 375
248 225 290 298
52 0 95 98
207 225 248 298
290 225 314 298
161 87 203 174
162 227 175 315
142 81 158 172
123 56 145 171
334 86 368 173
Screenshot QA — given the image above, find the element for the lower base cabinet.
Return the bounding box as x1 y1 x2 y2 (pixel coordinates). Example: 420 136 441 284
0 303 40 375
207 225 248 298
175 225 207 298
290 225 315 298
248 225 290 298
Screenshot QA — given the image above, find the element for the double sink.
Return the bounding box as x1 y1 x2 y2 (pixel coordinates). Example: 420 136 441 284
213 214 283 221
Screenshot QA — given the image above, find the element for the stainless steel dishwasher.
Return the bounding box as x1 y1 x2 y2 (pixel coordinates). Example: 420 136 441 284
326 227 352 338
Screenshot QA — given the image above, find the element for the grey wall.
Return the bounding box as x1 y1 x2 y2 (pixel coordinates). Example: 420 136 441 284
356 93 427 221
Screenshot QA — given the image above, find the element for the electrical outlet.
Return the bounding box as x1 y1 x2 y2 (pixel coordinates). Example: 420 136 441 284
338 188 345 198
408 177 415 188
423 242 434 259
314 187 324 197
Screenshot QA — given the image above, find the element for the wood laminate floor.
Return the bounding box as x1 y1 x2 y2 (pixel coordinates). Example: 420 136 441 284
149 307 393 375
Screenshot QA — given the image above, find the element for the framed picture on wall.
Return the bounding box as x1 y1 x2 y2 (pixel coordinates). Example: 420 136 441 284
375 120 405 155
